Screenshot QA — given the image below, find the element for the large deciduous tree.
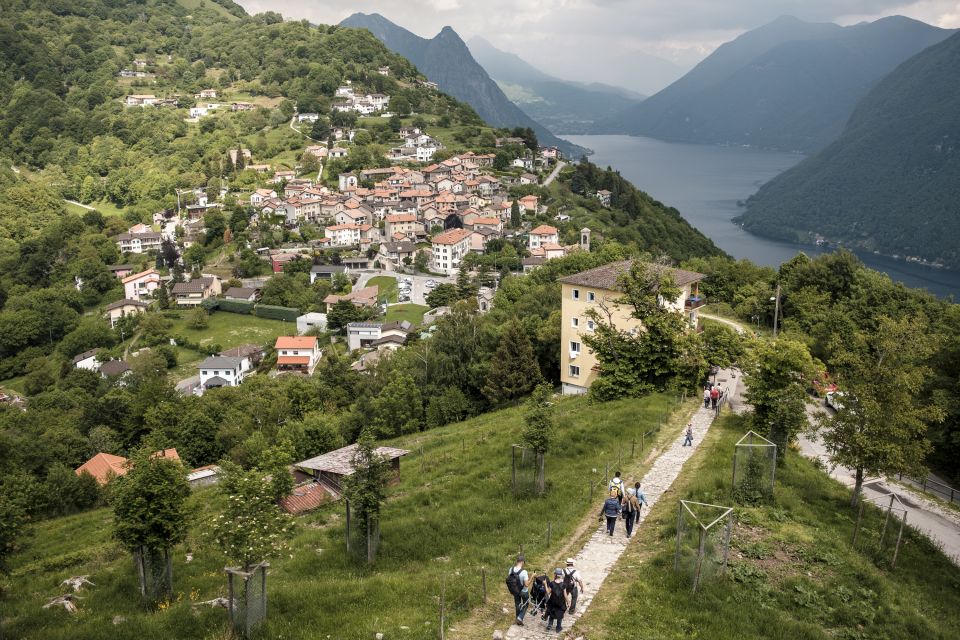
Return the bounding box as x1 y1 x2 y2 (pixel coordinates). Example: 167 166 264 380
817 315 944 506
483 321 542 404
743 337 817 462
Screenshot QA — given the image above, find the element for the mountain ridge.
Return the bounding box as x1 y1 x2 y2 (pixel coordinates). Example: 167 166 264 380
594 15 955 152
736 30 960 269
339 13 589 157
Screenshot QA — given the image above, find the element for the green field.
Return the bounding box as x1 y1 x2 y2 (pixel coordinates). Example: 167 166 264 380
384 303 429 326
562 412 960 640
367 275 398 303
1 394 688 639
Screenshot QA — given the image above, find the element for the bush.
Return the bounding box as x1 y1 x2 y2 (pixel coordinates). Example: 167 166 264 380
253 304 300 322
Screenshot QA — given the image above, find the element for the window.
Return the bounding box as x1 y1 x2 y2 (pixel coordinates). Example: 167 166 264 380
569 365 580 378
571 317 579 328
201 370 208 376
572 289 580 300
587 291 596 302
587 320 595 331
570 341 581 354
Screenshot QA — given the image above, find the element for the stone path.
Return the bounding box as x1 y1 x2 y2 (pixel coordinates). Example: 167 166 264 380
505 374 738 638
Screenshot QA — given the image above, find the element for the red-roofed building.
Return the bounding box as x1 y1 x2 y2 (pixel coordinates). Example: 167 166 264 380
431 228 472 275
75 448 180 486
275 336 321 374
529 224 559 250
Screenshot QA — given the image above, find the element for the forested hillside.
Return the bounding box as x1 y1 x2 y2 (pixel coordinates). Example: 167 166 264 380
594 15 954 152
737 31 960 268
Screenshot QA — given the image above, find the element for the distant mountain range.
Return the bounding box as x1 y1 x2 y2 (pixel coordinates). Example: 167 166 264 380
466 36 645 134
339 13 588 158
737 30 960 269
594 15 955 153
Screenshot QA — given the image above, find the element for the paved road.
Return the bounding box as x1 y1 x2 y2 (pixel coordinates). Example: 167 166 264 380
542 160 567 187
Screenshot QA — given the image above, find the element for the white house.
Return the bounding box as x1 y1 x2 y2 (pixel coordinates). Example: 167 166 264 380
346 320 412 352
189 107 210 118
417 144 439 162
528 225 559 250
250 188 277 207
275 336 321 375
297 112 320 123
197 355 252 392
122 269 162 301
338 173 359 191
73 349 102 372
324 223 374 247
431 228 472 275
296 312 328 335
116 232 162 254
104 299 149 327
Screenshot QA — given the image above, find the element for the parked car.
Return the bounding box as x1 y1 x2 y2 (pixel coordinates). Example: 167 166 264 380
825 391 846 411
813 371 838 397
425 279 437 288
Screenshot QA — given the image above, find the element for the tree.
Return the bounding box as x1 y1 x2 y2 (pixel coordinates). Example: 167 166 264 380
111 449 191 600
817 316 944 506
310 117 330 140
210 460 294 571
510 200 521 228
188 306 209 329
234 146 245 172
483 322 542 403
300 151 320 176
425 283 459 309
371 373 424 437
0 493 27 573
414 250 429 273
327 299 365 333
743 338 817 463
341 428 390 559
522 384 554 494
456 263 477 300
425 386 473 428
701 323 745 368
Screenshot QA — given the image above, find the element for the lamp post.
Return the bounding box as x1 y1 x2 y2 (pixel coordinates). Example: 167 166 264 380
770 284 781 337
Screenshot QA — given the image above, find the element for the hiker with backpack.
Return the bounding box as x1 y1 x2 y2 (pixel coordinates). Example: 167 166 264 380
545 568 570 632
563 558 585 614
506 554 532 626
710 385 720 410
599 489 622 536
609 471 625 504
622 487 641 538
633 482 648 525
703 386 711 408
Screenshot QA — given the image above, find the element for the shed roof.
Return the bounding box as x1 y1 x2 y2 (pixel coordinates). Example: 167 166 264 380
295 444 410 476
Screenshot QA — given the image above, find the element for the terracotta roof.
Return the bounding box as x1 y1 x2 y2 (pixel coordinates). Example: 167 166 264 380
280 481 335 515
275 336 318 350
121 268 159 284
75 453 128 485
530 225 558 235
385 213 417 223
432 228 472 245
295 444 410 476
558 260 704 291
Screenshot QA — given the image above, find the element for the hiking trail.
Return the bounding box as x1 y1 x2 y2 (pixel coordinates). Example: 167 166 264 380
498 370 740 639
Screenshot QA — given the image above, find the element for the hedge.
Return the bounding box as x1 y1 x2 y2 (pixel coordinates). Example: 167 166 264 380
253 304 300 322
218 299 255 315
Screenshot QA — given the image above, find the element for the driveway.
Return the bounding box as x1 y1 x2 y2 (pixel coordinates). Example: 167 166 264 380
543 160 567 186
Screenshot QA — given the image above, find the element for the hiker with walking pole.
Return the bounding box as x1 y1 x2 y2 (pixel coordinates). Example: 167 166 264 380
622 487 641 538
506 554 532 626
563 558 585 614
633 482 648 526
545 568 570 633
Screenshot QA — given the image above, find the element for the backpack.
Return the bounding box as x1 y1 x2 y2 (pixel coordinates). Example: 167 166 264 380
563 568 576 592
549 581 567 608
610 478 623 497
506 568 523 596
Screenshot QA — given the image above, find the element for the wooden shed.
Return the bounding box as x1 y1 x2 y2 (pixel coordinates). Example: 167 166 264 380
293 444 409 494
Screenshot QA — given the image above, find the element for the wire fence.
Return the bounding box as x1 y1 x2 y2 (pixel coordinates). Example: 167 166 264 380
896 473 960 506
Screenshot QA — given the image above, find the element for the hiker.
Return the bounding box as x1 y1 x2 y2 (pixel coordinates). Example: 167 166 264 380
506 554 532 626
530 572 549 618
622 487 641 538
609 471 625 504
599 489 622 536
634 482 649 525
682 423 694 447
563 558 585 614
545 568 570 632
703 386 711 408
710 385 720 409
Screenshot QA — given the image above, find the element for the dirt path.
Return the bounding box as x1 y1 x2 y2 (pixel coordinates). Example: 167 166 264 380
482 371 740 639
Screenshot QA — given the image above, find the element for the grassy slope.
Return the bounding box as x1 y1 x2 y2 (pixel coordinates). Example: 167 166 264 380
2 394 689 639
567 412 960 640
384 303 429 326
367 275 398 303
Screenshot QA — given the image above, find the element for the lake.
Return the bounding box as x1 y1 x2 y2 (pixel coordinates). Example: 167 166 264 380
564 135 960 299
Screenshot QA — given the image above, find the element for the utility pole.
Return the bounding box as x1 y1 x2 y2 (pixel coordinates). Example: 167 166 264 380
772 283 781 338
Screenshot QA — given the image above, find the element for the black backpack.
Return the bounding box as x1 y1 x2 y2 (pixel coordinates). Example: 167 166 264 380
506 568 523 596
549 581 567 608
563 568 576 592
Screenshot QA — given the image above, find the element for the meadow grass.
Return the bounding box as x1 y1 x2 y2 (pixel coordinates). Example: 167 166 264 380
384 303 429 327
1 394 687 639
564 412 960 640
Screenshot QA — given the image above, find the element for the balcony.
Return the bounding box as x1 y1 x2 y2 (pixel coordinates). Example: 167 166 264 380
685 295 707 310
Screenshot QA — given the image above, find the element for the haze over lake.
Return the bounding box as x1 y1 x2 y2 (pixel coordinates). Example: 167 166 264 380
565 134 960 299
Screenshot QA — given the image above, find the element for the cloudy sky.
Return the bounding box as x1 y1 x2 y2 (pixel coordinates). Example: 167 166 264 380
239 0 960 88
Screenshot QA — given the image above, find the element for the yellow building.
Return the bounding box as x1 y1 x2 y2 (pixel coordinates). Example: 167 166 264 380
558 260 705 395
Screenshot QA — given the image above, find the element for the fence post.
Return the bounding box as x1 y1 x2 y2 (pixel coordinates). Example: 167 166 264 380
590 482 593 503
511 445 517 492
482 567 487 604
692 527 706 593
631 438 636 458
674 502 684 572
345 498 351 554
547 521 552 547
605 463 609 487
892 512 908 569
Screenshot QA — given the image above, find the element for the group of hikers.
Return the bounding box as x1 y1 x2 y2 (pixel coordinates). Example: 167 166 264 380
506 472 651 631
506 555 584 632
703 381 728 415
